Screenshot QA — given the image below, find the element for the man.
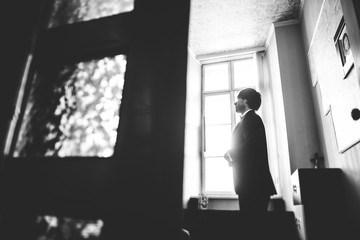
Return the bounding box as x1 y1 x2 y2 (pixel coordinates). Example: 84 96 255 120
224 88 276 212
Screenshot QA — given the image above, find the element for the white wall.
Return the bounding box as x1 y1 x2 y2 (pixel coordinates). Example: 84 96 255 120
275 23 321 172
257 52 281 195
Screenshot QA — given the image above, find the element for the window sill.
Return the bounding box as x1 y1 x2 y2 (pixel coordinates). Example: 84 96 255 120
187 195 239 211
205 193 238 199
187 194 283 211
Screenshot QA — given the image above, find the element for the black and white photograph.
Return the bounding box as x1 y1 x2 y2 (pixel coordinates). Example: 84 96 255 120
1 1 360 240
334 16 354 78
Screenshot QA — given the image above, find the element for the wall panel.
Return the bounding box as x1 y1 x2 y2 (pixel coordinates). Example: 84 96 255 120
301 0 360 235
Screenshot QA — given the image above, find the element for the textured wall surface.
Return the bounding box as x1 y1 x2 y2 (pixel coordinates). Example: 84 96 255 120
276 24 320 172
300 0 324 52
189 0 301 56
302 0 360 235
307 0 360 153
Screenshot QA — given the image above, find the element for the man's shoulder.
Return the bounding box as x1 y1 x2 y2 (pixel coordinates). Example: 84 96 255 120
243 110 263 125
244 110 259 119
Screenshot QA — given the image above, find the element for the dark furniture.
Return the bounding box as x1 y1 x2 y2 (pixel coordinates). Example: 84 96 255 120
183 209 298 240
291 168 349 240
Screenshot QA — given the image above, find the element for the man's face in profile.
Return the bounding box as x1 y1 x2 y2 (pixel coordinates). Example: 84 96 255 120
234 97 246 113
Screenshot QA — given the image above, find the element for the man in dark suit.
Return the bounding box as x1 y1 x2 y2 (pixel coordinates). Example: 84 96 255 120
224 88 276 212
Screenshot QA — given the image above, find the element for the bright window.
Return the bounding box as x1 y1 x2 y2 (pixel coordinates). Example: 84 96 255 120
13 55 127 157
4 1 131 159
202 56 258 194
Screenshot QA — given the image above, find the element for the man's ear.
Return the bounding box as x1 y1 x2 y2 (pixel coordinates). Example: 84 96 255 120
243 99 249 107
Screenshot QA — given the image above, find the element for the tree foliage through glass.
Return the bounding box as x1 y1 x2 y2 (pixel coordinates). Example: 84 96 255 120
14 55 127 157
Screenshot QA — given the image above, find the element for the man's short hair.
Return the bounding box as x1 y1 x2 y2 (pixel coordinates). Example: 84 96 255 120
237 88 262 110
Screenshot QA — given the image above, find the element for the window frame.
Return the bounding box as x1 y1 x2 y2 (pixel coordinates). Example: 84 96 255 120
4 3 133 158
1 0 192 228
200 53 258 197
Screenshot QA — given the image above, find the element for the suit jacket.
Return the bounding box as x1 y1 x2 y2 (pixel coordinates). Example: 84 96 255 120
230 110 277 197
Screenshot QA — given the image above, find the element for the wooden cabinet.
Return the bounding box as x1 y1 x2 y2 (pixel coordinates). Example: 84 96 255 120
291 168 347 240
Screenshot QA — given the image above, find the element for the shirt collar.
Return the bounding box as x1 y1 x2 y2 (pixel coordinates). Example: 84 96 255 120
240 109 252 119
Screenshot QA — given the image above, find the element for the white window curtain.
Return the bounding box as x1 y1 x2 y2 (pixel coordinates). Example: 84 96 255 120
255 51 281 195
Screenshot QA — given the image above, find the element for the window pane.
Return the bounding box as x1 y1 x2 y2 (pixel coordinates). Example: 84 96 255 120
204 124 232 157
203 63 229 91
233 58 257 89
204 94 231 125
14 55 127 158
205 157 234 193
48 0 134 28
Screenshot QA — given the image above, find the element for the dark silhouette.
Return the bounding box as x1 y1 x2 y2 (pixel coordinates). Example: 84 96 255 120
224 88 276 212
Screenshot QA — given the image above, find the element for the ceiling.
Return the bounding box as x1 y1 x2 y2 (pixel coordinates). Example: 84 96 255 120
188 0 303 57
